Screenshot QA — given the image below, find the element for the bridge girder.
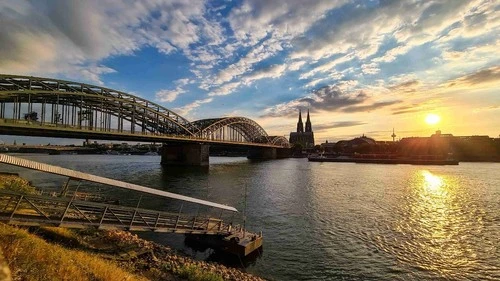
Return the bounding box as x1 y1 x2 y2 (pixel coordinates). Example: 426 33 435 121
192 117 271 143
269 136 290 148
0 74 198 135
0 74 289 147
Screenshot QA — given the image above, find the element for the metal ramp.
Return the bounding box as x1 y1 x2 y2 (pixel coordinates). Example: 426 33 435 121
0 190 237 234
0 154 236 212
0 154 238 234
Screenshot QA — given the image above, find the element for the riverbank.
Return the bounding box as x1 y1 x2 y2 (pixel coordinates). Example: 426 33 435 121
0 174 265 281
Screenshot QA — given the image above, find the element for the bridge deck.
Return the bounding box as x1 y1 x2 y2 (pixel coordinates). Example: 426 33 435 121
0 118 283 148
0 191 235 235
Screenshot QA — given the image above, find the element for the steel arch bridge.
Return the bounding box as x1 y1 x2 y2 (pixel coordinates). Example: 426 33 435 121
191 117 270 143
0 74 289 148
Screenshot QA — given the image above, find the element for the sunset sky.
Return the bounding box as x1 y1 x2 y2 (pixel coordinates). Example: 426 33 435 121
0 0 499 143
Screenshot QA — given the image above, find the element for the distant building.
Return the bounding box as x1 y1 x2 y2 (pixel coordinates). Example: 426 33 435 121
320 135 376 153
400 130 500 161
289 110 315 149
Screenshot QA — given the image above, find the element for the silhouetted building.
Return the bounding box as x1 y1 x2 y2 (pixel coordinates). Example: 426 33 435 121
289 110 315 149
400 130 500 161
321 135 377 153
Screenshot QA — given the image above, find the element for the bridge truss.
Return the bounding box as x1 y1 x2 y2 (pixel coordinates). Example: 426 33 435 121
0 74 289 147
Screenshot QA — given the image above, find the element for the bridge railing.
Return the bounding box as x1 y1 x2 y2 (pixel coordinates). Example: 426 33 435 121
0 190 238 234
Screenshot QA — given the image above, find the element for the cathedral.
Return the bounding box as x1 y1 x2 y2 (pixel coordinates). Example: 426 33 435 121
289 109 315 149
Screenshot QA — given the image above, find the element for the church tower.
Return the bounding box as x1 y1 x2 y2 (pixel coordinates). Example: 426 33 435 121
289 109 315 150
297 109 304 133
305 109 312 132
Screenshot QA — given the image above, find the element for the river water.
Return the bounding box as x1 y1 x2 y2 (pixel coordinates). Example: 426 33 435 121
1 154 499 280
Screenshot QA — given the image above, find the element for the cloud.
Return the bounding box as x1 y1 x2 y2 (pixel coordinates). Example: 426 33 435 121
228 0 347 46
155 78 191 102
0 0 222 84
175 97 214 117
263 85 368 117
342 101 401 113
392 108 423 115
361 63 380 75
206 63 287 98
156 89 185 103
208 82 242 97
314 121 367 132
242 64 287 84
299 54 353 80
446 65 500 87
388 80 421 93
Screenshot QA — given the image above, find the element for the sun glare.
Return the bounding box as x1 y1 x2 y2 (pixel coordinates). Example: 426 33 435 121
425 114 441 125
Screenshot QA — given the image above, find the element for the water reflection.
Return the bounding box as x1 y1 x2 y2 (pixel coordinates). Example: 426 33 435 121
422 170 445 194
385 170 482 279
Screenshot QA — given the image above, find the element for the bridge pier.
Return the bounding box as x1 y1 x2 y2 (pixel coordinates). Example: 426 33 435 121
247 147 277 160
161 143 210 166
276 148 291 158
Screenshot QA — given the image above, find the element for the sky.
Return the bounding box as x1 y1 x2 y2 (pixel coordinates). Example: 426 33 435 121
0 0 499 144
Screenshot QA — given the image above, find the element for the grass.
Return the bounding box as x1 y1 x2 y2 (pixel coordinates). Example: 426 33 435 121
0 174 36 194
0 224 147 281
176 264 224 281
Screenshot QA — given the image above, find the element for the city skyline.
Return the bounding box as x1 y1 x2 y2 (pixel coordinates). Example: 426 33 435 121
0 0 499 143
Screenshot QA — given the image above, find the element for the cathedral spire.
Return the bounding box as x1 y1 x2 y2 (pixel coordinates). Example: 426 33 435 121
297 109 304 133
305 109 312 132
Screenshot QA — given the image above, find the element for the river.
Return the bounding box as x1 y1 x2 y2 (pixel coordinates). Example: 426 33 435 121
1 154 499 281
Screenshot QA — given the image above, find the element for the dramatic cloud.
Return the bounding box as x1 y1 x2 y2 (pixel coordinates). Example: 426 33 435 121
263 85 400 117
0 0 216 84
1 0 498 137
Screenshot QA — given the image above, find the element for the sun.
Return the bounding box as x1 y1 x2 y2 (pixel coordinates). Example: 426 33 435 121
425 114 441 125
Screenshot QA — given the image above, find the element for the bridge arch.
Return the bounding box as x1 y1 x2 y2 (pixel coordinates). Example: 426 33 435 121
0 74 198 135
269 136 290 147
191 117 271 143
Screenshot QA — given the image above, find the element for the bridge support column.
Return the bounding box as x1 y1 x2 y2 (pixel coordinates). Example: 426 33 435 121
161 143 209 166
247 147 277 160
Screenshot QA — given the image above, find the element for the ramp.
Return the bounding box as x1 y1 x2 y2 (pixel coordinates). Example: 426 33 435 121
0 154 237 212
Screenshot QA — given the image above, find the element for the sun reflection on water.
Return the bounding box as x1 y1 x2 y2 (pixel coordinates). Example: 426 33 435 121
422 170 445 194
376 170 485 279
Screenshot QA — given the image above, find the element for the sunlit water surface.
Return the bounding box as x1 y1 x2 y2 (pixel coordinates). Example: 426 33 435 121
2 154 499 281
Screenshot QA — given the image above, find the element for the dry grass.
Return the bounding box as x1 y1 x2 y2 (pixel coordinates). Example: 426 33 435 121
176 264 224 281
0 174 36 194
0 224 148 281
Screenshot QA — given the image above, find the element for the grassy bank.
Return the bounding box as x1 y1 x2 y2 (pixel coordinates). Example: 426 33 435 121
0 224 147 281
